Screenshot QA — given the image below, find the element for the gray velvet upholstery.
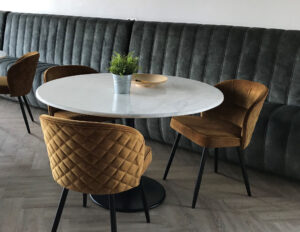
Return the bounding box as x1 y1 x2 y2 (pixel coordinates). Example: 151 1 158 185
129 22 300 105
129 21 300 179
0 12 133 107
0 12 299 179
3 13 132 70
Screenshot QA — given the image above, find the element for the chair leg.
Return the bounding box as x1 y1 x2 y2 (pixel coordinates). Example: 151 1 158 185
163 133 182 180
214 148 219 173
236 147 252 197
192 147 208 209
83 193 87 208
52 188 69 232
22 96 34 122
140 180 150 223
17 96 30 134
109 195 117 232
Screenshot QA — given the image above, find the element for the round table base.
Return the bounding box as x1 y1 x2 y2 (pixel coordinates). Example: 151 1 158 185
90 176 166 212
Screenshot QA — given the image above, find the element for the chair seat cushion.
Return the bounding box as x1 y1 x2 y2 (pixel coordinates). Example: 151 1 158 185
170 116 242 148
0 76 9 94
142 146 152 174
54 110 113 122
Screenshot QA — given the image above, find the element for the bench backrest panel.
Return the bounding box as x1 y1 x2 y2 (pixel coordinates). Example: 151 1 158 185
3 13 133 72
129 21 300 106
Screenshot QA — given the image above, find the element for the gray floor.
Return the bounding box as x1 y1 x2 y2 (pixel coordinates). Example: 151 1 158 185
1 97 300 232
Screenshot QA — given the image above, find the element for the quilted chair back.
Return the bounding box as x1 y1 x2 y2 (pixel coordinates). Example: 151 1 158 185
40 114 146 195
43 65 98 115
203 79 268 149
7 51 39 97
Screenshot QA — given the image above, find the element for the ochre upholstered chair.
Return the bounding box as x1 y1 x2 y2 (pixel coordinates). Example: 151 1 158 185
43 65 112 122
40 115 152 232
0 51 40 133
163 79 268 208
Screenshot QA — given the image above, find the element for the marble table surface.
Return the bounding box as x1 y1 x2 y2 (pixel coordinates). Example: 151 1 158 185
36 73 224 118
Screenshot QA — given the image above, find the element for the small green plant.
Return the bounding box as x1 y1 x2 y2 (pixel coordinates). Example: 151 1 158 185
109 52 139 76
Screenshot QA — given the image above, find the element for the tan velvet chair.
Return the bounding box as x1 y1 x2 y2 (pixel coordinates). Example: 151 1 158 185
40 115 152 232
43 65 112 122
0 51 40 133
163 79 268 208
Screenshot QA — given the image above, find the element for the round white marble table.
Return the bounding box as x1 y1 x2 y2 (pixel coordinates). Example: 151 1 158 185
0 51 6 59
36 73 224 212
36 73 223 118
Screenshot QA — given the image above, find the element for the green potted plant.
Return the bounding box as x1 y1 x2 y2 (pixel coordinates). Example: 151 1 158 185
109 52 139 94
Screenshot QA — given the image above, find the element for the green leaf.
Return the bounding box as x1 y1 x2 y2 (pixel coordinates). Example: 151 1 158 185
109 52 139 76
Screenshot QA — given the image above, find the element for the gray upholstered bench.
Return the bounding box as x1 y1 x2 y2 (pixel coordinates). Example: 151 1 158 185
0 11 299 180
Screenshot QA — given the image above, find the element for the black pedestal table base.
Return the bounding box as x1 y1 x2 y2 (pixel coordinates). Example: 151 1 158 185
90 176 166 212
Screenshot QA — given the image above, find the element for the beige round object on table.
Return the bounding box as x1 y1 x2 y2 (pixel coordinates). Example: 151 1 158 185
132 73 168 87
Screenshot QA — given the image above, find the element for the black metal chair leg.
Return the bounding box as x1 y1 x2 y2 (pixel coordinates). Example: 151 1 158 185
52 188 69 232
22 96 34 122
18 96 30 134
214 148 219 173
140 180 150 223
236 147 252 197
163 133 182 180
83 193 87 208
109 195 117 232
192 147 208 209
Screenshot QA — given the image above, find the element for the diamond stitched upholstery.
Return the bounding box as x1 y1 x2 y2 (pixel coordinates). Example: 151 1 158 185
171 80 268 149
40 115 152 195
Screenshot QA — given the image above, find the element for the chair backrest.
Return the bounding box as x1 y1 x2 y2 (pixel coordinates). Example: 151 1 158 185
43 65 98 115
203 79 268 149
7 51 39 97
40 114 146 195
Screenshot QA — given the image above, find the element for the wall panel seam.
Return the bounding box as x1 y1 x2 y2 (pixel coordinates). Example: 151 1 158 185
186 26 198 79
267 30 284 101
201 25 214 81
285 45 300 104
235 27 248 79
251 29 265 82
218 26 232 82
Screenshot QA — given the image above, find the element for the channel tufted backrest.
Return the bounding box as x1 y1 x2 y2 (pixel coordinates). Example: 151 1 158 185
203 79 268 149
129 21 300 106
40 115 146 195
3 13 133 72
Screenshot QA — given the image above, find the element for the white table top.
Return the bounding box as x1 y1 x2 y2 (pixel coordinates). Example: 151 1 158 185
36 73 224 118
0 51 6 59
